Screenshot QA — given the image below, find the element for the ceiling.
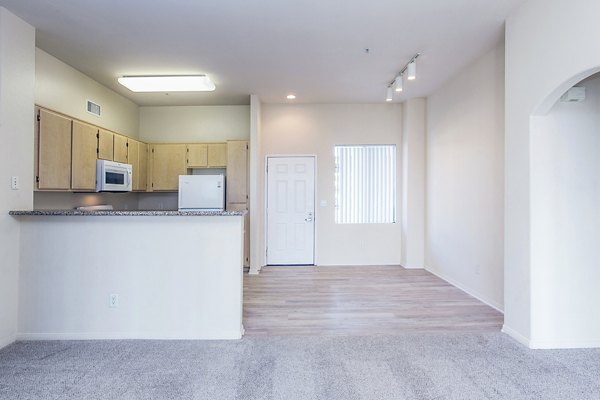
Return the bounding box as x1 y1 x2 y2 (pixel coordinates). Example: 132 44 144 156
0 0 525 106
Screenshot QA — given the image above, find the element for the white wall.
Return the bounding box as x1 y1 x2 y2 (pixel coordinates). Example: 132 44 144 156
139 105 250 142
401 98 426 269
529 74 600 347
426 43 505 311
35 48 139 138
0 8 35 349
505 0 600 347
260 104 403 266
18 215 244 340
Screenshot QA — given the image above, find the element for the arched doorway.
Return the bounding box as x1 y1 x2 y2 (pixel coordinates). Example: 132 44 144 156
529 70 600 348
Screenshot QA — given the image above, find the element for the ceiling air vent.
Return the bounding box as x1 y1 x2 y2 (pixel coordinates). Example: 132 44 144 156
87 100 101 116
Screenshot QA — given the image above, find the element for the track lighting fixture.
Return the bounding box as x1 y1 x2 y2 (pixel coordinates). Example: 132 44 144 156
394 74 403 92
386 86 393 102
386 53 420 101
407 61 417 80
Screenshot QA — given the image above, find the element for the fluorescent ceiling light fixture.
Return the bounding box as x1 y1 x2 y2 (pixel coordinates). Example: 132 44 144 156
386 86 393 102
407 61 417 80
117 75 216 92
287 94 296 100
394 74 403 92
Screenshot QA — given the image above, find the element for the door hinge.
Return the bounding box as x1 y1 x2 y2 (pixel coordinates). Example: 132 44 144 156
96 132 99 139
36 113 41 122
246 144 249 150
35 176 39 183
126 142 129 147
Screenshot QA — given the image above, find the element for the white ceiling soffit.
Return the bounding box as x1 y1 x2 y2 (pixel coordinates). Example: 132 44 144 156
0 0 525 106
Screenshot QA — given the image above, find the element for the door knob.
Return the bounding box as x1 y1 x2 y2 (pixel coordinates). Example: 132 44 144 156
305 212 313 222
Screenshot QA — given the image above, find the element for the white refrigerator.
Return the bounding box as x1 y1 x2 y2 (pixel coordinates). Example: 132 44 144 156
178 175 226 211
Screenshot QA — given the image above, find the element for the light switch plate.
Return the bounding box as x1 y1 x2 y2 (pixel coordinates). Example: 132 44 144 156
11 176 19 190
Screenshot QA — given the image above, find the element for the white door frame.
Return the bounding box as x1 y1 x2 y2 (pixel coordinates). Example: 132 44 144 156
264 155 317 266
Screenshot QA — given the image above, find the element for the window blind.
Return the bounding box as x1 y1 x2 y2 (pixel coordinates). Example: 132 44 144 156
334 145 397 224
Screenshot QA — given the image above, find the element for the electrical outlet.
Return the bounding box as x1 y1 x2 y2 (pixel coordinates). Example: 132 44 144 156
109 294 119 308
11 176 19 190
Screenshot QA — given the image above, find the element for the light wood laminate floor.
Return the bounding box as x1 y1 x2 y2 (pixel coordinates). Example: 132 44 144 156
243 266 503 336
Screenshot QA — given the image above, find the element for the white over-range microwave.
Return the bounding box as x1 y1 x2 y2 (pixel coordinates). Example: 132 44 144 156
96 160 132 192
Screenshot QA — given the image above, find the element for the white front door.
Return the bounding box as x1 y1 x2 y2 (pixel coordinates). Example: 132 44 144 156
266 156 315 265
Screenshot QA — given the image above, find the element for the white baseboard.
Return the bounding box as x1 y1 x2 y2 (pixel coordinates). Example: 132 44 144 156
501 325 531 347
425 267 504 313
0 334 16 350
17 330 243 341
402 265 425 270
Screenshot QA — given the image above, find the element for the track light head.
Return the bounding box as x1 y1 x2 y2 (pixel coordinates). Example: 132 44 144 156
394 74 403 92
386 86 393 102
407 61 417 81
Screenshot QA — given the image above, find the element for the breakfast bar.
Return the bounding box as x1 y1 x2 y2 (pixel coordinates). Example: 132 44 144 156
10 210 246 340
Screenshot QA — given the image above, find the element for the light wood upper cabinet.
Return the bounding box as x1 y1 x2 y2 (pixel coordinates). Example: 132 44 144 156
37 109 72 190
138 142 148 191
97 129 114 161
150 144 187 191
71 121 98 191
207 143 227 167
128 139 140 191
187 144 208 167
128 140 148 192
226 141 249 204
113 134 128 163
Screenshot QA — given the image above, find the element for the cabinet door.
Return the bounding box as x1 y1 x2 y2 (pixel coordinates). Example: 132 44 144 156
207 143 227 167
138 142 148 191
226 141 248 204
37 109 72 190
227 203 250 267
71 121 98 191
151 144 187 191
128 139 140 191
97 129 114 161
187 144 208 167
113 134 128 163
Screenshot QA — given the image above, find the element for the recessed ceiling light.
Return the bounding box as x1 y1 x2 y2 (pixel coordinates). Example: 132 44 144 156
287 94 296 100
118 75 216 92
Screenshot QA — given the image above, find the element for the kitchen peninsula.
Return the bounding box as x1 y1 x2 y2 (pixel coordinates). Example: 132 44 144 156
10 210 246 340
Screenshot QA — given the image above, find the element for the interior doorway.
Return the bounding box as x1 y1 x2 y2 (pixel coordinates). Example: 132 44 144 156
529 71 600 347
266 156 315 265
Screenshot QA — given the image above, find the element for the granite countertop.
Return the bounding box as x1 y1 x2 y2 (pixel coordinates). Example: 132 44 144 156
9 210 246 217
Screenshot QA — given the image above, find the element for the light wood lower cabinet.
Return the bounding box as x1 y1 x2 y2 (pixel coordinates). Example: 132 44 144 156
227 203 250 266
71 121 98 191
37 109 72 190
150 144 187 191
113 134 128 163
97 129 114 161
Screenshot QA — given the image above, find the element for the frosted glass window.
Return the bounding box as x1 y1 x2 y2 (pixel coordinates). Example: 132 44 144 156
334 145 397 224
